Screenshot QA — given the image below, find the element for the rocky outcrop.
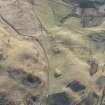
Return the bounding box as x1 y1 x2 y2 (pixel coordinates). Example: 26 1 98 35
48 92 71 105
67 80 86 92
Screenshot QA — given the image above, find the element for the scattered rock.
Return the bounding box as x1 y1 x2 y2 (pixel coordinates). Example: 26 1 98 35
67 80 86 92
54 69 62 78
52 47 61 54
88 60 98 76
48 92 71 105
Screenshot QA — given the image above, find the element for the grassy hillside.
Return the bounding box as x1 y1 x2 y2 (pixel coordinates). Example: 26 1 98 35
32 0 105 104
0 0 105 105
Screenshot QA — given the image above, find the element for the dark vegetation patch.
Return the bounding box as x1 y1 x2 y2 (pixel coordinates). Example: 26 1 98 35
63 0 96 8
23 74 41 88
72 93 97 105
62 0 105 27
88 32 105 43
81 16 103 27
27 0 35 5
87 32 105 50
63 0 105 6
8 69 26 79
24 93 40 105
7 68 42 88
79 1 96 8
56 36 73 48
0 91 42 105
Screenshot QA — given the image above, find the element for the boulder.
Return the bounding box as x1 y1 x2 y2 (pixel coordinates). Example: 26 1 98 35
48 92 71 105
67 80 86 92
